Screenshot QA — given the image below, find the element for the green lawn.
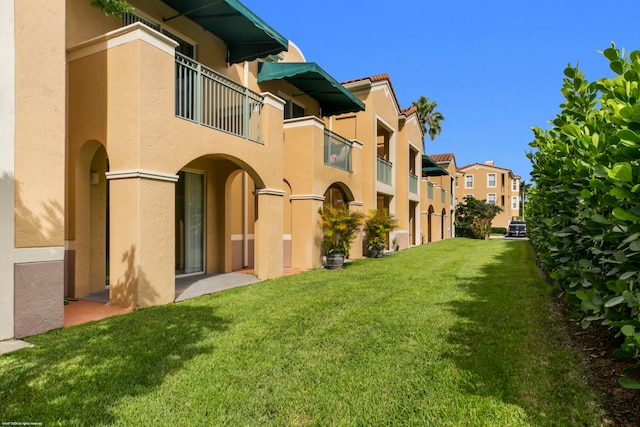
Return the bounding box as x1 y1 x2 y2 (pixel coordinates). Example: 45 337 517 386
0 239 605 426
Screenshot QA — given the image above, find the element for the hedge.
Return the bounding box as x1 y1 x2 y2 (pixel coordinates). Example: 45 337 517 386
528 43 640 389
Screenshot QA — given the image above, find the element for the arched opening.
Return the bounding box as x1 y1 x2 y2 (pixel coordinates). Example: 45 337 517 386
427 205 434 243
175 155 267 278
441 208 447 240
409 201 418 246
323 183 349 207
73 141 109 298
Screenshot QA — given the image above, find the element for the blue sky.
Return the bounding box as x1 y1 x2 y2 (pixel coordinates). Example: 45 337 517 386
243 0 640 182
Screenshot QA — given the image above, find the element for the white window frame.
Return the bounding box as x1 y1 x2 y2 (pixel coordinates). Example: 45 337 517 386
512 196 517 209
280 93 307 120
487 193 496 205
487 173 496 188
465 174 474 189
512 179 518 192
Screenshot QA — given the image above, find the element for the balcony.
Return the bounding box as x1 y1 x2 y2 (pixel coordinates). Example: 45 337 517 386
324 130 352 172
441 189 446 203
409 173 418 194
428 182 434 199
175 53 263 142
377 156 393 185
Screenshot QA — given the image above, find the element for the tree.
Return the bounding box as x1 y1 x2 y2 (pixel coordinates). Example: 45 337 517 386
455 196 502 239
519 181 531 219
411 96 445 150
91 0 133 18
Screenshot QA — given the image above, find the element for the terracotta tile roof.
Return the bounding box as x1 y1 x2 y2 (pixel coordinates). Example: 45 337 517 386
429 153 455 163
457 162 517 175
342 73 411 118
401 105 418 117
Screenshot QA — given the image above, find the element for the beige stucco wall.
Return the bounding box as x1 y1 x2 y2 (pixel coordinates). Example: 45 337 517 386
66 0 243 84
2 0 67 339
457 164 520 228
282 116 363 269
67 23 286 305
15 0 66 248
396 113 423 248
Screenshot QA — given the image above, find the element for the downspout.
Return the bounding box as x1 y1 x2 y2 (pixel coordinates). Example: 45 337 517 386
243 171 249 268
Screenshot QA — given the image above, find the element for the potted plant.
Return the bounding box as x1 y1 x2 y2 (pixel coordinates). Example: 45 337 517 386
364 209 398 258
318 204 364 269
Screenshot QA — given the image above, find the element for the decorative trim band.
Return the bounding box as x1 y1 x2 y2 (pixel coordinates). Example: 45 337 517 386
254 188 286 197
290 194 325 201
106 170 179 182
283 116 324 130
68 22 178 62
349 201 364 207
261 92 286 110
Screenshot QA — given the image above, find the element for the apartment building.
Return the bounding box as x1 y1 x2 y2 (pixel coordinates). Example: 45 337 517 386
456 161 521 228
330 74 424 253
3 0 452 340
421 153 458 242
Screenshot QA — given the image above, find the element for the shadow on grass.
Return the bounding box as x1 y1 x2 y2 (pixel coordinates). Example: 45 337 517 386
439 240 599 424
0 303 229 425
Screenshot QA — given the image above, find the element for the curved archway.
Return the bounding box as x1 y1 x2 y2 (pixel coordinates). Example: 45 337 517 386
323 182 354 207
441 208 447 240
175 153 277 279
427 205 434 243
72 140 109 298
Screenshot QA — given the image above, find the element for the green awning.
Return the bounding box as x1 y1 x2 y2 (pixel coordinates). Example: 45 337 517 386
422 155 449 176
257 62 365 116
161 0 288 63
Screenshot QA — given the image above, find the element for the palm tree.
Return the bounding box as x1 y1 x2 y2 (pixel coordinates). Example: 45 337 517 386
412 96 445 149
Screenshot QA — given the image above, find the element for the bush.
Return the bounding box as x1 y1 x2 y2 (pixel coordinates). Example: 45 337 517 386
364 209 398 253
491 227 507 235
318 205 364 256
528 43 640 388
455 196 502 239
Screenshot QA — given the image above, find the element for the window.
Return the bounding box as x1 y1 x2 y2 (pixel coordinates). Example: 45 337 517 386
455 177 459 187
284 98 306 119
123 12 196 59
487 193 496 205
487 173 496 188
512 197 517 209
465 175 474 189
512 180 518 191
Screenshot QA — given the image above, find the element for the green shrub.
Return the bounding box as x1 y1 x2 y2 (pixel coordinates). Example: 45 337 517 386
528 43 640 388
491 227 507 235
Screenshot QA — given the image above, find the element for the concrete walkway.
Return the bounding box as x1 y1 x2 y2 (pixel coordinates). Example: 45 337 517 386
175 272 261 302
0 339 33 356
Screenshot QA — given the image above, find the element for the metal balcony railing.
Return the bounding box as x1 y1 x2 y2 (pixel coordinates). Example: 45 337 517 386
409 173 418 194
324 130 352 172
175 53 263 142
377 156 392 185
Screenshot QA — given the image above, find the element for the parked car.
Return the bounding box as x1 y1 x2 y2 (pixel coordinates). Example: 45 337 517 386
506 221 526 237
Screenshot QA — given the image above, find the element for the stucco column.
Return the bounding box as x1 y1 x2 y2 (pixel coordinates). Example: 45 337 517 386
254 189 284 279
290 195 324 270
107 172 177 308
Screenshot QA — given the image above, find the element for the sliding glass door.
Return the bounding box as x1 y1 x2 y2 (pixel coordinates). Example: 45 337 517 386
175 171 204 275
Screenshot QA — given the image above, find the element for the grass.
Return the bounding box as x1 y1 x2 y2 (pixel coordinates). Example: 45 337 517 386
0 239 605 426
